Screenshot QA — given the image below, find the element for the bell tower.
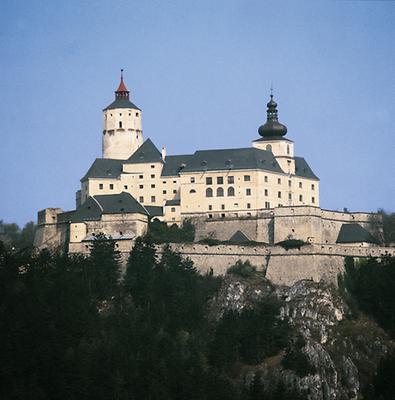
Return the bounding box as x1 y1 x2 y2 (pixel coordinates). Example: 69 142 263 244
102 70 143 159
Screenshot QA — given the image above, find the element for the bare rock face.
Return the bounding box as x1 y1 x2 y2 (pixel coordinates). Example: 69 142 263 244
208 271 274 321
210 274 389 400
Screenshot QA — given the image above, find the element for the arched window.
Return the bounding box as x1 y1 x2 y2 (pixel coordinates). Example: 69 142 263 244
266 144 272 152
227 187 235 196
287 145 290 155
217 187 224 197
189 189 196 194
206 188 213 197
119 121 123 128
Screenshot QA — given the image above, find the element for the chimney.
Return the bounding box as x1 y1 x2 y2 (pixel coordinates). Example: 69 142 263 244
161 146 167 160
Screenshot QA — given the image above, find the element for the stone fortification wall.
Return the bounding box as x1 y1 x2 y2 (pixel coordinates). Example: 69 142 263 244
191 215 272 243
161 243 395 287
190 206 380 246
34 222 69 250
67 239 394 287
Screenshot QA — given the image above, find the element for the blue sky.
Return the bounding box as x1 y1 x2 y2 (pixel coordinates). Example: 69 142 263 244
0 0 394 226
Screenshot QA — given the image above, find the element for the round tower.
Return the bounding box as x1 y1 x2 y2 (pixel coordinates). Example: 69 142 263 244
102 70 143 159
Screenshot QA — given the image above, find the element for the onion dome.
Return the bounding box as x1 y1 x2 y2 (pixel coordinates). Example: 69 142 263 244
258 93 287 137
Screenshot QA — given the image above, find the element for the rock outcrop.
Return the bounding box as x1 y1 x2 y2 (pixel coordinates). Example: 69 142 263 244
209 272 391 399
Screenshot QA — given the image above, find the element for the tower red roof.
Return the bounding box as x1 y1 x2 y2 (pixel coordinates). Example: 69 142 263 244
115 69 129 93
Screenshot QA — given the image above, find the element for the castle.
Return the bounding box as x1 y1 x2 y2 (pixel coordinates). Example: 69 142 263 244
34 73 392 284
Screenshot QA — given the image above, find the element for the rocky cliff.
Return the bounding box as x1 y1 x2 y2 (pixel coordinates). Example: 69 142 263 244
209 271 392 399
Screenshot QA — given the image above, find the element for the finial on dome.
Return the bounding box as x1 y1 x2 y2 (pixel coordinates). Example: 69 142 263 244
258 90 288 138
120 69 124 80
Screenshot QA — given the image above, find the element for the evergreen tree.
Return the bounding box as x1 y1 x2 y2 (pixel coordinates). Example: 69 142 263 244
89 233 121 300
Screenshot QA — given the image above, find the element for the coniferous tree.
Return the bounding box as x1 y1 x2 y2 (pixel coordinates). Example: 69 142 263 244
89 233 121 300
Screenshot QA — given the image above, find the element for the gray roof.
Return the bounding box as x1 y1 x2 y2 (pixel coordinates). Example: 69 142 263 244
165 199 181 206
81 158 123 181
144 205 164 217
180 147 285 174
336 223 378 244
126 139 163 164
294 157 319 180
229 230 250 243
103 97 141 111
161 154 194 177
58 192 147 223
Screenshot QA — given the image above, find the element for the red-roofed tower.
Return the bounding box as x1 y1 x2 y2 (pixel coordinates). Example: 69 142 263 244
102 70 143 159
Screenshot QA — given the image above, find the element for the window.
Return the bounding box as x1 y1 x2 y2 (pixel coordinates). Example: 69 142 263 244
171 207 176 212
139 196 144 203
139 175 143 179
163 190 167 194
136 112 139 117
206 188 213 197
312 197 315 204
311 184 315 190
109 184 114 190
189 189 196 193
151 196 156 203
278 204 283 207
227 186 235 196
288 180 292 187
246 188 251 196
208 205 212 210
163 181 167 184
139 185 144 189
266 144 272 152
151 165 155 168
221 213 225 218
247 203 251 209
278 178 281 184
124 185 128 189
228 176 234 184
264 176 268 183
244 175 251 181
190 177 195 183
265 201 270 208
151 184 155 188
299 195 303 202
299 182 302 188
216 187 224 197
119 121 122 128
206 177 212 185
217 176 224 184
287 145 290 155
221 204 225 210
99 184 103 190
151 174 155 179
264 189 268 196
288 193 292 200
234 203 239 208
208 214 213 219
173 180 177 184
173 190 177 194
278 191 282 199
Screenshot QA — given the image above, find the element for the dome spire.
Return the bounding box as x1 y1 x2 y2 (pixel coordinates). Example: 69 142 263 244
258 90 287 138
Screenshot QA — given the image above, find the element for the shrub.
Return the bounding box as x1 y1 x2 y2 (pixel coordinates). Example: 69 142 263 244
227 260 256 278
276 239 308 250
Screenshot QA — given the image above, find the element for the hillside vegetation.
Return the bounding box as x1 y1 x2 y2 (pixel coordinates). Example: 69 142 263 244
0 233 394 399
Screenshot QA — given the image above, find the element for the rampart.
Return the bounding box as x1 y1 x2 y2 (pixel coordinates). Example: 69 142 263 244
188 206 379 245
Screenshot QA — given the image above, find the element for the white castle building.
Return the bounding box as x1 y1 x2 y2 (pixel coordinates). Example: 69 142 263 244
34 73 381 253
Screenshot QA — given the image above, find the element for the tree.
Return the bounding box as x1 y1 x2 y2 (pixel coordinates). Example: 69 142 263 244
89 233 121 300
124 236 156 306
